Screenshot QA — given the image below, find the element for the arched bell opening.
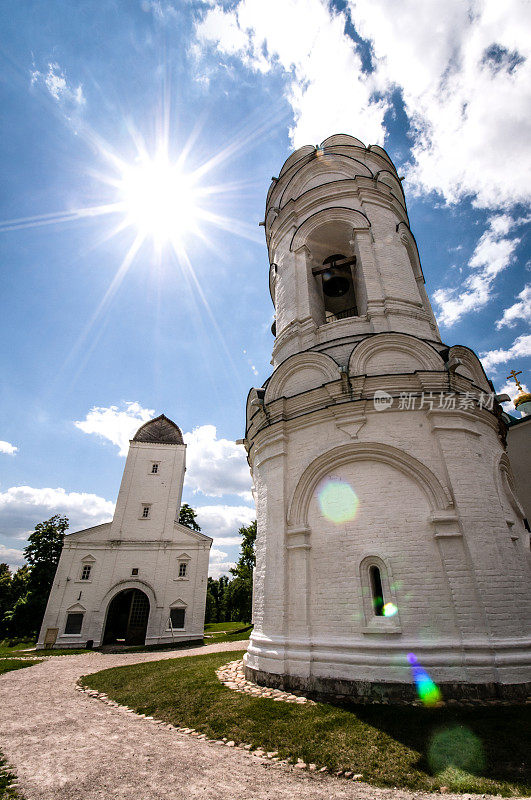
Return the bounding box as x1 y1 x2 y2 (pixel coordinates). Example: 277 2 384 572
314 253 358 321
306 219 366 324
102 588 150 646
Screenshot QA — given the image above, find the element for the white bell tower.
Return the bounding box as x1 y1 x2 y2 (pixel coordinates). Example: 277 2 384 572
244 135 531 702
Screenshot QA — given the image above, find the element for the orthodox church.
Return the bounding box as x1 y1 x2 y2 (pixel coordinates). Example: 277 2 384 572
243 134 530 701
37 415 212 649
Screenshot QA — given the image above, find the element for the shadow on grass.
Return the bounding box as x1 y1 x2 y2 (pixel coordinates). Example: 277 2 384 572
81 649 530 796
353 702 530 791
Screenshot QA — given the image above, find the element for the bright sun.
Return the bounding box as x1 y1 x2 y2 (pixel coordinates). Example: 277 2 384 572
118 154 199 245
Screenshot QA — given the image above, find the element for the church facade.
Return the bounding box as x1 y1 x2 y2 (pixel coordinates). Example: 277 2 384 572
243 134 531 700
37 415 212 650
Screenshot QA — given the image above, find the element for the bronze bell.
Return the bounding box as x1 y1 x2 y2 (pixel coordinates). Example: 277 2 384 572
321 254 351 297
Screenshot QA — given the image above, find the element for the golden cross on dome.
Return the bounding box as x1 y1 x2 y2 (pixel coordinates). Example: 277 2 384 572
506 369 523 391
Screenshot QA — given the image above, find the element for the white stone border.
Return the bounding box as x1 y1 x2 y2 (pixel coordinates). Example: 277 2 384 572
215 659 316 704
75 671 367 780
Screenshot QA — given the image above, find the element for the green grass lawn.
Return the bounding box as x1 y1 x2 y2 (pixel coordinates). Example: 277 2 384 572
0 659 42 676
0 755 21 800
0 640 34 657
204 622 250 633
81 649 530 796
204 626 252 643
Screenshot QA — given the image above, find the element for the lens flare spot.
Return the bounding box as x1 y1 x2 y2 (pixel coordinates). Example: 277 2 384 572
318 480 359 523
407 652 442 706
383 602 398 617
428 726 485 776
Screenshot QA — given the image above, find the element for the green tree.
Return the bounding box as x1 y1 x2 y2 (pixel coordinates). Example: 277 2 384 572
178 504 201 531
216 575 231 622
205 589 217 624
5 515 68 638
228 521 256 622
0 564 11 638
9 565 30 605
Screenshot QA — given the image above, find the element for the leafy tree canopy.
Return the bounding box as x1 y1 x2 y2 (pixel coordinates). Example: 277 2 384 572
178 504 201 531
24 514 68 570
230 520 256 580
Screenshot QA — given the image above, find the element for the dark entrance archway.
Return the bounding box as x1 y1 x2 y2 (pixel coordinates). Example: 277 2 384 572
102 588 150 646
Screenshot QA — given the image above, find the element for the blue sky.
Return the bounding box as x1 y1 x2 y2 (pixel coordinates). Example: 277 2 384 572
0 0 529 575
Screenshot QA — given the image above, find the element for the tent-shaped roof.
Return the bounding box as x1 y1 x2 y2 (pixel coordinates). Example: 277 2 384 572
132 414 184 445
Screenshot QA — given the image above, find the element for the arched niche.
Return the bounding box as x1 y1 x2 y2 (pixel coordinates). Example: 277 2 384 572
349 333 444 376
278 156 373 207
321 134 367 149
496 452 525 520
396 223 424 283
450 345 492 390
288 441 452 529
265 351 339 402
278 145 316 178
375 170 406 206
290 207 371 254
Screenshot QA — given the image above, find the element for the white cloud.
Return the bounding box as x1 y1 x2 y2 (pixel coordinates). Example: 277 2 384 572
479 333 531 372
75 406 252 499
350 0 531 209
0 485 114 568
31 62 85 107
0 441 18 455
74 401 154 456
194 503 255 540
196 0 531 209
208 546 236 579
184 425 252 499
212 536 244 546
209 546 236 579
0 544 25 571
433 215 521 326
195 0 388 147
496 284 531 329
496 378 529 415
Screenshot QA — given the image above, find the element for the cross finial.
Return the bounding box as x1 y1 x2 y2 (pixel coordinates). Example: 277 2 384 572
506 369 523 391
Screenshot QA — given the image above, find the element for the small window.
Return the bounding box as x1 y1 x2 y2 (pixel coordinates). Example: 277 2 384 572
65 613 83 635
178 562 188 578
151 463 159 474
131 567 139 576
369 566 384 616
170 608 185 629
80 564 92 581
141 505 151 518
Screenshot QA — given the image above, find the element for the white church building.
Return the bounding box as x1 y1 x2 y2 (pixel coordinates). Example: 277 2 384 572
243 134 531 701
37 415 212 650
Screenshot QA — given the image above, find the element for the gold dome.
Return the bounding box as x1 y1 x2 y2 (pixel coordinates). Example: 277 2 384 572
514 390 531 408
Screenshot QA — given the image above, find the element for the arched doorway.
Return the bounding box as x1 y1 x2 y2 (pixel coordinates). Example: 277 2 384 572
102 588 150 646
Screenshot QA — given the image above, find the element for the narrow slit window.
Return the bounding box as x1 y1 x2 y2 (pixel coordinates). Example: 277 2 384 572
80 565 91 581
369 565 385 616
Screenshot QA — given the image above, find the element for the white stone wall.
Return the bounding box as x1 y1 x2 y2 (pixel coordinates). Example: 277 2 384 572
110 440 186 541
245 134 531 694
37 434 211 649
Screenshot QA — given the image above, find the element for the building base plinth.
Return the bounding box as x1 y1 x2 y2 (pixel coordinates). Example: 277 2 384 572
244 664 531 705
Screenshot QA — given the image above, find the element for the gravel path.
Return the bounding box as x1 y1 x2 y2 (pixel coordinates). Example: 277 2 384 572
0 642 515 800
